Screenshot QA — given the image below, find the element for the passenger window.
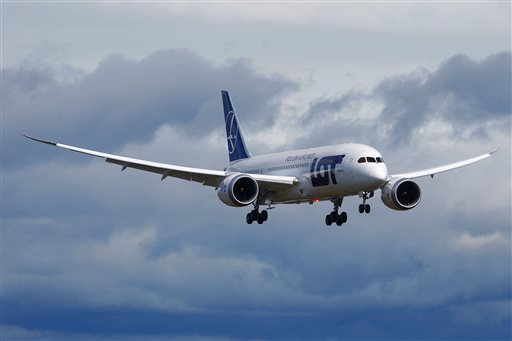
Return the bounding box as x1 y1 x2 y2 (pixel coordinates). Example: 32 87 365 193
358 157 366 163
367 157 376 163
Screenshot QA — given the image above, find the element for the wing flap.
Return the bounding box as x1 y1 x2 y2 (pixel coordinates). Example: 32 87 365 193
105 158 221 186
250 173 298 186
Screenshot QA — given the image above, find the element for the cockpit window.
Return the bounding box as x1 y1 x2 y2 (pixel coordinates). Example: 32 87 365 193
359 156 385 163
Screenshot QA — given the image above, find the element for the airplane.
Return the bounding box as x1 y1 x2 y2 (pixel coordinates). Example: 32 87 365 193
23 90 499 226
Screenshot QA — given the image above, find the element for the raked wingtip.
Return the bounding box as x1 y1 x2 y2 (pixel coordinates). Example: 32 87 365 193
490 145 500 155
21 133 57 146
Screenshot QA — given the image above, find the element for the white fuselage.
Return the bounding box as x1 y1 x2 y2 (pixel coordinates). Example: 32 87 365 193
226 143 388 204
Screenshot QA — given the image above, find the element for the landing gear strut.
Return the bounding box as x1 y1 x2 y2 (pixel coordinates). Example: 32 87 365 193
246 203 268 225
359 191 374 214
325 197 348 227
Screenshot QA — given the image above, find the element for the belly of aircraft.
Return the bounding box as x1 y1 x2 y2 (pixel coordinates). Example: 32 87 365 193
269 180 361 204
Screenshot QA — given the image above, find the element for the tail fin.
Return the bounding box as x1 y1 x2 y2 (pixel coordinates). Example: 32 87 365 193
221 90 251 162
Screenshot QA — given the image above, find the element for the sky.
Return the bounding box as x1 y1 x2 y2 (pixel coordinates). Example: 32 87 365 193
1 2 511 340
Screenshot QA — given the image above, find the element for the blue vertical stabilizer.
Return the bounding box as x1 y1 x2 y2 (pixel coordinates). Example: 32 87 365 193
221 91 251 163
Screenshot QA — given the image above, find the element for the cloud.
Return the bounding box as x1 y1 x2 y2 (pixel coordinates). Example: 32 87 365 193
376 52 510 143
455 232 509 250
2 50 511 339
294 52 511 149
3 48 297 169
153 3 509 37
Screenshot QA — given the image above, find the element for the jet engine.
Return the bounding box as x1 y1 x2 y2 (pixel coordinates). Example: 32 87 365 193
217 173 259 207
381 177 421 210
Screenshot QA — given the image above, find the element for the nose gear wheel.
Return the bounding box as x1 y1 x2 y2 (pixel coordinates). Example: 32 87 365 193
359 191 373 214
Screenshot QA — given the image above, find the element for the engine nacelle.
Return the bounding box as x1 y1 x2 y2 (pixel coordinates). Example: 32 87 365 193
217 173 259 207
381 177 421 211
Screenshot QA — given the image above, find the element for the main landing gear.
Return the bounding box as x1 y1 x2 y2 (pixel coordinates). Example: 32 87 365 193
246 204 269 225
358 191 374 214
325 197 348 227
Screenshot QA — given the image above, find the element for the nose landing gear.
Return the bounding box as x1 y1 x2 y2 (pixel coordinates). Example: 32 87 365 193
359 191 374 214
325 197 348 227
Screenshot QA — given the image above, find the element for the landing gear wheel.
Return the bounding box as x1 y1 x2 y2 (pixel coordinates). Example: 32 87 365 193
248 206 270 225
341 211 348 223
359 204 364 214
335 215 343 226
327 197 347 227
359 191 373 215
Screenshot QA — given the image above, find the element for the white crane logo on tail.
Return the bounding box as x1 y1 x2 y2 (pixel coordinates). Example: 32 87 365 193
226 111 238 154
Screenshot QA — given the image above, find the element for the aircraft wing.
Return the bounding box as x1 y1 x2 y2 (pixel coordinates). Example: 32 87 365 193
390 146 500 179
22 134 298 188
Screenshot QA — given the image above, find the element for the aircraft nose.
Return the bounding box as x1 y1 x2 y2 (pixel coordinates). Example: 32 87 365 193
368 165 388 188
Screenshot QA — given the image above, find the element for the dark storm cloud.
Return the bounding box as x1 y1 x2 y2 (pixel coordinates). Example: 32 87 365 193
3 48 297 169
376 51 511 143
298 51 511 148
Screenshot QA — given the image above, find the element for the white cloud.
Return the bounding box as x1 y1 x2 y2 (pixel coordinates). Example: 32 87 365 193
150 2 509 36
454 232 509 250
